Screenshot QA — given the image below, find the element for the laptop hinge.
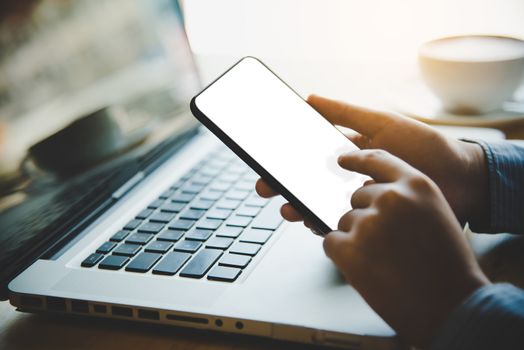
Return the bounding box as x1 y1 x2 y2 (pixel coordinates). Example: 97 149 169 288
111 172 145 200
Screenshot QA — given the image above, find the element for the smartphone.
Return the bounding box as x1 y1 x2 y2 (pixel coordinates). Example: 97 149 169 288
190 57 365 235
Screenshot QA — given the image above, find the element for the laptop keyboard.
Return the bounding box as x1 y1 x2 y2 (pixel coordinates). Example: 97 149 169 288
81 147 283 282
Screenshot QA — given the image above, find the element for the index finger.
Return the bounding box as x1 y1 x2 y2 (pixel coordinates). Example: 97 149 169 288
337 149 414 182
307 95 392 137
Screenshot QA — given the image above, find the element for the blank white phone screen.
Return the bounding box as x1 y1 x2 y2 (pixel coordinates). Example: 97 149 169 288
195 57 365 230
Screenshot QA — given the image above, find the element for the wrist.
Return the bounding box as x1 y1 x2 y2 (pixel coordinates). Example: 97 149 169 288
425 273 490 347
461 141 490 226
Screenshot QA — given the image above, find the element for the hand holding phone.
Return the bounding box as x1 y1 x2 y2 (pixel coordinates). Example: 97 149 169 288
191 57 365 234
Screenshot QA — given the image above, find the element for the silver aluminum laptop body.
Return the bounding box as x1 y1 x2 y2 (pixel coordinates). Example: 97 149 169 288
7 3 399 349
9 130 398 349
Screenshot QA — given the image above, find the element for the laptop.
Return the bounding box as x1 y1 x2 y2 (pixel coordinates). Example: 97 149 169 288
3 3 398 349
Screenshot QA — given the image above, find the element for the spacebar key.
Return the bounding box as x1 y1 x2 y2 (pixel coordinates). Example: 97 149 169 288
179 249 223 278
250 197 285 230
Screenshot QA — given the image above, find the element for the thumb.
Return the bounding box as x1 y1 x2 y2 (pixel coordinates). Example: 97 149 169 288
323 230 353 269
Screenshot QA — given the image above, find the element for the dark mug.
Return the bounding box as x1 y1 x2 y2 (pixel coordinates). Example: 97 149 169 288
22 107 127 177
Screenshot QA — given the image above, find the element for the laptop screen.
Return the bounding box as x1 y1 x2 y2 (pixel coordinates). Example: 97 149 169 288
0 0 202 299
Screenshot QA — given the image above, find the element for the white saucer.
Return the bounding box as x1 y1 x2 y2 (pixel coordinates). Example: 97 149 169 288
385 78 524 128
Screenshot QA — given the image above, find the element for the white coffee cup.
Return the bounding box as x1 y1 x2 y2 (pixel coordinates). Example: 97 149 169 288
418 35 524 115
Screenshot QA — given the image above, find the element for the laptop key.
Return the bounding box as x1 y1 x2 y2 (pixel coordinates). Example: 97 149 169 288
179 209 205 220
209 181 231 192
229 242 261 256
217 172 241 183
208 159 230 169
236 205 261 217
234 180 255 191
169 219 196 231
226 215 252 228
81 253 104 267
201 167 222 177
200 190 222 201
149 212 176 223
125 252 162 273
225 190 250 201
99 255 129 270
148 199 165 209
174 240 202 253
190 199 214 210
215 226 243 238
157 229 185 242
179 249 223 278
207 266 242 282
113 244 141 256
228 163 248 174
239 228 272 244
206 208 232 220
191 174 213 186
160 201 185 213
124 219 142 230
126 233 153 245
110 230 131 242
250 199 284 230
145 240 173 253
181 183 205 194
172 192 196 203
185 228 213 241
197 218 223 230
170 179 186 190
216 198 241 210
96 241 117 254
206 237 234 250
219 254 251 268
153 252 191 275
136 208 154 219
137 222 165 233
159 189 176 199
244 195 268 207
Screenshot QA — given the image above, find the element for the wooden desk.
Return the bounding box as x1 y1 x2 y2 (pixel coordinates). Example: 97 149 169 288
1 231 523 350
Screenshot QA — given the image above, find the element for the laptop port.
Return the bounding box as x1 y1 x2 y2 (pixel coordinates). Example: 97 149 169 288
93 304 107 314
166 313 208 324
112 306 133 317
71 300 89 313
235 321 244 330
137 309 159 320
20 296 43 308
46 297 66 312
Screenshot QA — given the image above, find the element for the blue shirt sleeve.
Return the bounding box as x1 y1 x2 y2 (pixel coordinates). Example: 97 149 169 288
430 284 524 350
467 140 524 234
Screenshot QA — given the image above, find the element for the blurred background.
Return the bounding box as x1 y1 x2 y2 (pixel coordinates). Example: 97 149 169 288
0 0 523 209
183 0 524 99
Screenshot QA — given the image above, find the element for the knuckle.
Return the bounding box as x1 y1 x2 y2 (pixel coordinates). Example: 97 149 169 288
365 149 388 160
350 190 364 207
376 188 403 207
407 175 434 193
323 233 344 259
356 214 378 235
337 211 354 231
350 195 359 208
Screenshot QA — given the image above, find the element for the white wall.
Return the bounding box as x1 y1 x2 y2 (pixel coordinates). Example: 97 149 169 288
184 0 524 64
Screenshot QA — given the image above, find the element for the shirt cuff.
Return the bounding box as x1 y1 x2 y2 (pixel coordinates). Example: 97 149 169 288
464 140 524 234
430 283 524 350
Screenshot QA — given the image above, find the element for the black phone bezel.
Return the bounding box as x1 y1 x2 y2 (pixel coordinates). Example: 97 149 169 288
190 56 333 235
